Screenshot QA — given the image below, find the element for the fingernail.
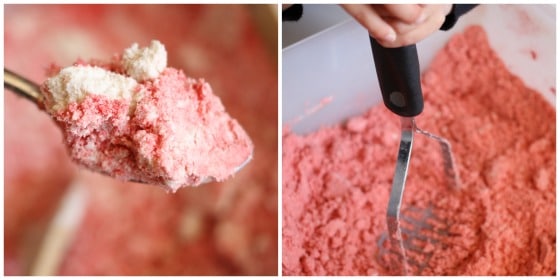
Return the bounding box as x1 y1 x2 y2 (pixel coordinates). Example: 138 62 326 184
384 31 397 42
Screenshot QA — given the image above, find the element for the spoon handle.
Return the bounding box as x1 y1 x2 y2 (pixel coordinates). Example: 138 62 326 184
4 68 43 104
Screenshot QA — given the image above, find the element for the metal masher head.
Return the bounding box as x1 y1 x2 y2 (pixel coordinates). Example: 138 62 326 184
377 191 484 276
376 124 480 276
377 205 454 275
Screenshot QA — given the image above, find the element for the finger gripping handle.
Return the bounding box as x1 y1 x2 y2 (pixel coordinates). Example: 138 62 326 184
369 37 424 117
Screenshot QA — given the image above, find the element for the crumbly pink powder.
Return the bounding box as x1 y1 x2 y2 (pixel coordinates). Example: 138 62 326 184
282 26 555 276
42 64 253 192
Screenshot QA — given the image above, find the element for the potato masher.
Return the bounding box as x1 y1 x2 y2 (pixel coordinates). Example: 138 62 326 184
369 37 460 275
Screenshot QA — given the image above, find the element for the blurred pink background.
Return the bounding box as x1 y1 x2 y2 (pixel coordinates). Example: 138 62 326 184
5 4 277 275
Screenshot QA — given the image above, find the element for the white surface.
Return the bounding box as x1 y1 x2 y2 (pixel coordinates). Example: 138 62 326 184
282 4 350 48
282 4 556 135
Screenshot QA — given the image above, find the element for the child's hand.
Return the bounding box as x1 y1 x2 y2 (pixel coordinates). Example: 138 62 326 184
341 4 452 47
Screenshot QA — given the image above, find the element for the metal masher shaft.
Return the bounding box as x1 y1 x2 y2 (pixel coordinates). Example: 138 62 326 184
386 116 415 275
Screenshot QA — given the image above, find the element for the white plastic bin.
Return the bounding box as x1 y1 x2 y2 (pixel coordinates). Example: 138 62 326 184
282 4 555 135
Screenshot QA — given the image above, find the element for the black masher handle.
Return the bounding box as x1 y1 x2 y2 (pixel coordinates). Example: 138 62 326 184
369 37 424 117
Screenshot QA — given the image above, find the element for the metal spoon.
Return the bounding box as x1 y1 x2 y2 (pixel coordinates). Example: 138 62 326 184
4 68 44 104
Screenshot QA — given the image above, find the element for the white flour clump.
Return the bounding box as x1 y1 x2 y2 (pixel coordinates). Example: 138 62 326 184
122 40 167 81
45 65 138 112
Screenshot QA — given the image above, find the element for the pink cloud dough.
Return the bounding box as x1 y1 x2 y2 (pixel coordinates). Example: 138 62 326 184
282 26 555 276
